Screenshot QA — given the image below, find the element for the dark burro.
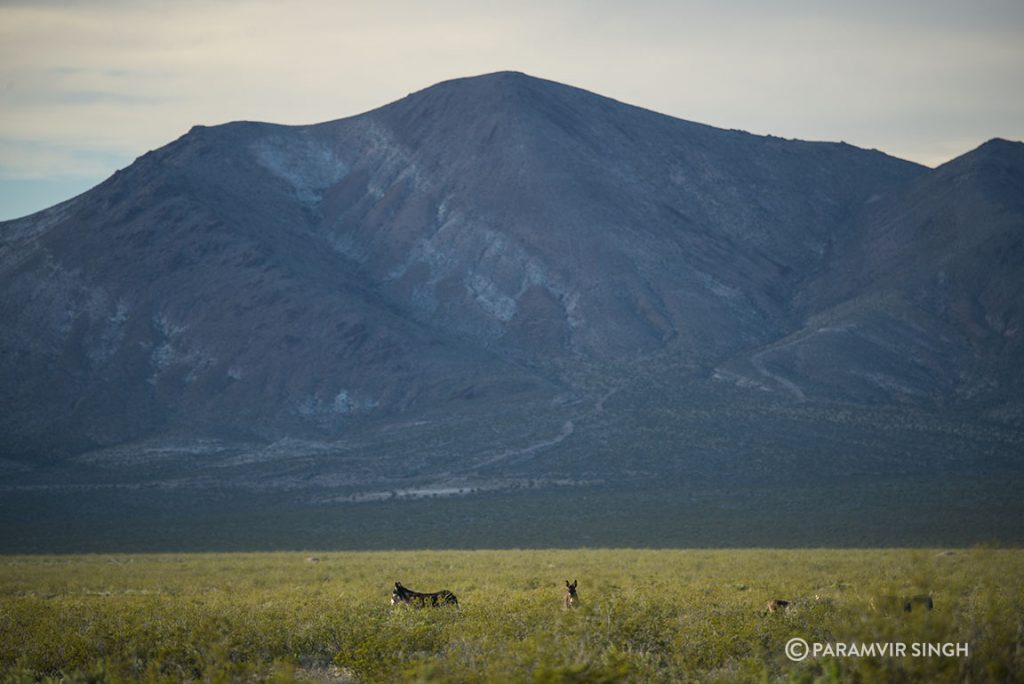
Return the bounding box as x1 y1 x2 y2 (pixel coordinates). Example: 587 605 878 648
1 72 1022 551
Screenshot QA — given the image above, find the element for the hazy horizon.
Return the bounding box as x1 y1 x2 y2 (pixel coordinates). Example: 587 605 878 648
2 0 1023 221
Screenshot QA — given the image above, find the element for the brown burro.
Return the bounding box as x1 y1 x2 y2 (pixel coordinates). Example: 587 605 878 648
391 581 459 608
902 594 933 612
765 599 791 614
563 580 579 610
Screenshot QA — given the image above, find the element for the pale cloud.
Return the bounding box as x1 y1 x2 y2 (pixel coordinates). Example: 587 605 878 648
1 0 1023 219
0 138 128 180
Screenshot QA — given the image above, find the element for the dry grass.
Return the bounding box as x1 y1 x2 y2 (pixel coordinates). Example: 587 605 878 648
1 548 1021 682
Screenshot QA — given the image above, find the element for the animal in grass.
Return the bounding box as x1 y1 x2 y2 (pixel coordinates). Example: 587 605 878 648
903 594 933 612
765 599 790 614
390 581 459 608
871 594 933 614
562 579 579 610
870 595 902 614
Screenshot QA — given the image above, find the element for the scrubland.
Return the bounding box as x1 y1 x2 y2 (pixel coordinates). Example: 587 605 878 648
1 548 1021 682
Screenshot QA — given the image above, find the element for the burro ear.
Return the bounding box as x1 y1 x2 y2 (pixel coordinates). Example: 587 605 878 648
565 580 570 587
572 580 577 587
395 582 402 589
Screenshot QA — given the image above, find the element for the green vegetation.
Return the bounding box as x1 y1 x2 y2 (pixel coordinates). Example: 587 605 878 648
4 473 1023 553
2 548 1022 682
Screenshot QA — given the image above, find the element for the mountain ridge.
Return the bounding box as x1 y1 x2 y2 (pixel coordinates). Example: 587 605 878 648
1 71 1020 497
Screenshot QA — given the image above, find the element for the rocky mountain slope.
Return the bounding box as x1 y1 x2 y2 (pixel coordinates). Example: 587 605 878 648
1 72 1020 502
717 138 1024 414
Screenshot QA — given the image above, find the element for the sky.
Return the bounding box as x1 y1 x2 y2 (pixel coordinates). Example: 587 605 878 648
1 0 1022 220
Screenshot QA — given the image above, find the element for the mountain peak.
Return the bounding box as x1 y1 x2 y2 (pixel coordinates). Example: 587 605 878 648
978 136 1023 151
941 137 1024 170
441 70 533 83
378 70 596 120
973 137 1024 163
417 70 557 93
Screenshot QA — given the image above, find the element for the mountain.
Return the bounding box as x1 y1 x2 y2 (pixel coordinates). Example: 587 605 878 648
717 138 1024 415
1 72 1022 550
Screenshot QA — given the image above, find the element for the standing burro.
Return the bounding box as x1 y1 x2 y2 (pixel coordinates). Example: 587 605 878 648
562 580 579 610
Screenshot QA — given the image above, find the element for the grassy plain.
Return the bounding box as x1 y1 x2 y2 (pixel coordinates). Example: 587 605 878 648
1 548 1022 682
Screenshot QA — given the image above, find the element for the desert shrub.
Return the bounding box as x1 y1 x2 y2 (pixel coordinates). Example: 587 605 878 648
0 549 1021 682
